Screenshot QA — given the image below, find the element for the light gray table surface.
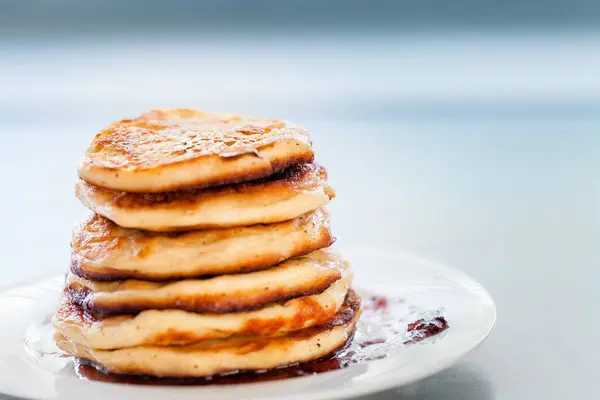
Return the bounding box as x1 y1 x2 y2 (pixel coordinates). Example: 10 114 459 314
0 32 598 399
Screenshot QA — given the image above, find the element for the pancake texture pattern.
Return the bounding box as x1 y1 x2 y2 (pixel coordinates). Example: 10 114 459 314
54 109 359 378
66 249 345 315
71 208 333 280
75 162 335 232
55 290 361 378
78 109 314 193
54 269 352 349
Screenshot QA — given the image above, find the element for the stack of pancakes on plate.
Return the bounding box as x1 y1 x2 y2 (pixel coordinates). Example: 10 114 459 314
53 109 361 378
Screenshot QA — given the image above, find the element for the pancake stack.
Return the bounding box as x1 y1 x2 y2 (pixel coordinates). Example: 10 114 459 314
53 109 361 378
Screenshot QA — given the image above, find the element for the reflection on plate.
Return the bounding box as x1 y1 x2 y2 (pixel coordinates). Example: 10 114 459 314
1 246 496 400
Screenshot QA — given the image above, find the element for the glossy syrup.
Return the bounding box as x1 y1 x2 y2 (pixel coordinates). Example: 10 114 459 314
69 295 449 385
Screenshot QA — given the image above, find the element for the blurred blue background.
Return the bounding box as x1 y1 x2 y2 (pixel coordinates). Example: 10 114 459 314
1 1 600 399
2 0 600 124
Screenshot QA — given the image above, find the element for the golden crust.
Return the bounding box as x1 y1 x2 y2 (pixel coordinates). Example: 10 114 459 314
65 249 344 315
70 208 333 281
54 290 361 378
75 163 335 232
78 109 314 192
53 270 352 349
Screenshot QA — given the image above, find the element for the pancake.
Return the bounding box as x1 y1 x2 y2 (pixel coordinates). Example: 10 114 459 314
53 268 352 350
75 163 335 232
55 290 360 378
78 109 314 193
66 248 345 315
71 208 333 281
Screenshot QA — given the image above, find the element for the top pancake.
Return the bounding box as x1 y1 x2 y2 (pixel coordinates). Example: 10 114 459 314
78 109 314 193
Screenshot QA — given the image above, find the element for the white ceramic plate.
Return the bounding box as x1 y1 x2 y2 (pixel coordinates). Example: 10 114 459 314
0 246 495 400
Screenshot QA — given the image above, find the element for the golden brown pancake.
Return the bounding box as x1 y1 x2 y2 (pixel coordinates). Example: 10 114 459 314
75 162 335 232
71 208 333 281
78 109 314 193
55 290 360 378
53 269 352 350
66 248 345 315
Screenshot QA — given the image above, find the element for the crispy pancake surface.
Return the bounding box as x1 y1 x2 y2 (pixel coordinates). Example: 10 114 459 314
71 208 333 281
78 109 314 193
66 249 344 315
55 289 360 378
53 267 352 349
75 162 335 232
